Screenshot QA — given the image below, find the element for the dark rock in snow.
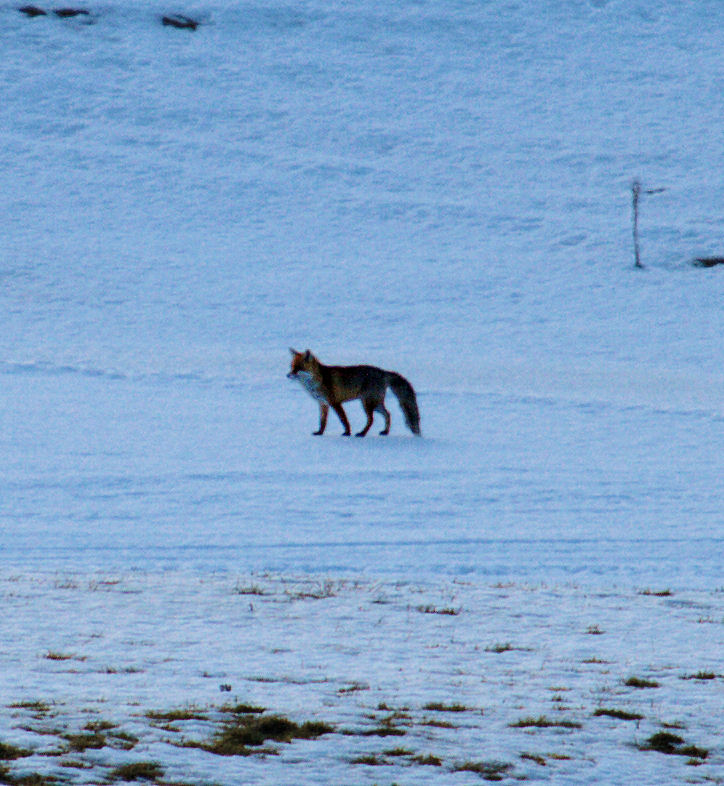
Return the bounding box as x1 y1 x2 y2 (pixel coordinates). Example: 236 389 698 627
53 7 90 17
161 14 199 30
693 257 724 268
18 5 47 15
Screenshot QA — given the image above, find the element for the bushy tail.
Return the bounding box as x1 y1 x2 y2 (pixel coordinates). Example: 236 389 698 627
387 372 421 436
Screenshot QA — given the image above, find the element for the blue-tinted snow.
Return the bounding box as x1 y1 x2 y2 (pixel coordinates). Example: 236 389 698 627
1 0 723 583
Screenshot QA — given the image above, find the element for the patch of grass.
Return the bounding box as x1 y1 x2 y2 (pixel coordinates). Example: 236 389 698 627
641 732 684 754
109 730 139 750
680 671 718 680
0 742 32 760
422 702 469 712
153 723 182 734
358 725 406 737
146 708 208 722
246 674 328 686
43 651 76 661
412 753 442 766
453 760 512 781
83 720 116 732
593 708 644 721
625 677 660 689
72 721 136 750
16 725 62 738
585 624 604 635
108 761 164 782
220 702 266 715
379 710 411 723
639 588 672 597
58 759 93 770
64 732 106 751
232 583 268 596
486 642 512 653
375 703 409 713
0 769 62 785
415 604 460 615
485 642 514 653
202 714 333 755
639 732 708 760
351 754 387 765
510 715 581 729
520 752 546 766
9 702 52 715
351 753 390 767
661 721 686 730
420 718 455 729
338 682 369 694
679 745 709 759
383 747 413 757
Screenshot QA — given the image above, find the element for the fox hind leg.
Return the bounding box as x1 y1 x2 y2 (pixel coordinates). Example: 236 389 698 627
331 403 352 436
356 397 382 437
376 402 391 435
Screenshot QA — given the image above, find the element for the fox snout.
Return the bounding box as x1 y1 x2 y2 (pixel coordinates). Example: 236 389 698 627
287 371 296 379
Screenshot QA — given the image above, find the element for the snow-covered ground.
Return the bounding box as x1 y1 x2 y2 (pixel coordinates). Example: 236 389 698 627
1 0 722 782
1 573 722 785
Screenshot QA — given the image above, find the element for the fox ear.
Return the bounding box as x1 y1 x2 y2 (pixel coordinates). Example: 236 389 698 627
304 349 311 360
289 347 298 356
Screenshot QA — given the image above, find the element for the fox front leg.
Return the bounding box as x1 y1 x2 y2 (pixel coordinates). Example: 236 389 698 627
314 403 329 435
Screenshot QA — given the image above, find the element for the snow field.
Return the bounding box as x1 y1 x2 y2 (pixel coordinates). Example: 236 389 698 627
0 573 721 784
2 0 724 783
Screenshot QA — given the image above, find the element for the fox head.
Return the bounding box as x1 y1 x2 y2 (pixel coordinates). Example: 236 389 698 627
287 348 318 379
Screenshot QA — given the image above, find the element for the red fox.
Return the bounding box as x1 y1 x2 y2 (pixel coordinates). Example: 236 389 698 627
287 349 421 437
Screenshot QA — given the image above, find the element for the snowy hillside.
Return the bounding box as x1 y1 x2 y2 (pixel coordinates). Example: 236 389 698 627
0 0 722 782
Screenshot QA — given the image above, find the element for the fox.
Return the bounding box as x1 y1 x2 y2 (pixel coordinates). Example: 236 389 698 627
287 348 421 437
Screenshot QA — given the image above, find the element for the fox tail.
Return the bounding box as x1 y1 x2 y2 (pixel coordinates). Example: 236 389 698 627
387 372 421 436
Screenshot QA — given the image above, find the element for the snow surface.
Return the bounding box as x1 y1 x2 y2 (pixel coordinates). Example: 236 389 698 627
1 574 722 785
1 0 723 782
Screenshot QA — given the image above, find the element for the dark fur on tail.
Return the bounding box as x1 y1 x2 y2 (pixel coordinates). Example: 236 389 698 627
387 372 421 435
